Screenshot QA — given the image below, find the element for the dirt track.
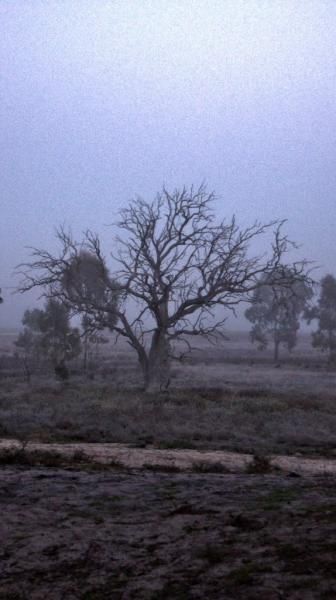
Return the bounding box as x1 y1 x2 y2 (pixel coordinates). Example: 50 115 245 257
1 439 336 475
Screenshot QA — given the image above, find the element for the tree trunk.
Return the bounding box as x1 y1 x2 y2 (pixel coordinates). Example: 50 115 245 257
144 329 171 392
23 357 31 383
83 336 88 372
274 339 280 363
328 329 336 364
139 353 151 391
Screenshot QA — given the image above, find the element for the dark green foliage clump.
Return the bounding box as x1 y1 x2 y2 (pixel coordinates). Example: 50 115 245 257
15 298 81 377
305 274 336 363
245 267 313 362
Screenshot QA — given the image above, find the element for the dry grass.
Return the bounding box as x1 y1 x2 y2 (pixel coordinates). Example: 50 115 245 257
1 332 336 598
1 331 336 457
1 379 336 456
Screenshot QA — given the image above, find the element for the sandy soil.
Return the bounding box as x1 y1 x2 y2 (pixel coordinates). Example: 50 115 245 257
1 465 336 599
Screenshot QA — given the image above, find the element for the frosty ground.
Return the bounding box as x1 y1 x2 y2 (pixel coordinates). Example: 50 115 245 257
1 332 336 598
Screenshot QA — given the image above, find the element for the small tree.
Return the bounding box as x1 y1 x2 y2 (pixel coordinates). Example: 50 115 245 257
15 299 81 375
14 327 35 381
305 274 336 363
245 267 313 362
17 184 310 390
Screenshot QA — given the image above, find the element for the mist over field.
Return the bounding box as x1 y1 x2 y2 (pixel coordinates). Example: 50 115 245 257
1 0 336 327
2 4 336 598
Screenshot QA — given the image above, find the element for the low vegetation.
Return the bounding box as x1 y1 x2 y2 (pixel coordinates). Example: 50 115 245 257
1 377 336 457
1 329 336 599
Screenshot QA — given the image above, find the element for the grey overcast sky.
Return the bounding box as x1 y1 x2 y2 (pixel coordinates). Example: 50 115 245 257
1 0 336 327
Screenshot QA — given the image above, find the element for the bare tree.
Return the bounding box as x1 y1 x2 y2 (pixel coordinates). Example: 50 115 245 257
17 184 309 390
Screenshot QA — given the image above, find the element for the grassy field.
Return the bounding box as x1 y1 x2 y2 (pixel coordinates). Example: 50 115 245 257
1 380 336 457
1 331 336 457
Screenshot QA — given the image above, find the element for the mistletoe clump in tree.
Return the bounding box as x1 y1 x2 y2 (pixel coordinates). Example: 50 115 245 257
245 267 313 362
17 184 309 390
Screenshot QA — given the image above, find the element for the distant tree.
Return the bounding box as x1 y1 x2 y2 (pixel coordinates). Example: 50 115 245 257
15 299 81 376
0 288 3 304
14 327 35 381
305 274 336 363
81 313 109 372
17 185 310 390
245 267 313 362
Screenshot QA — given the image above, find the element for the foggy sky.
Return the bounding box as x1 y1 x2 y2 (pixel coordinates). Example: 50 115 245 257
1 0 336 327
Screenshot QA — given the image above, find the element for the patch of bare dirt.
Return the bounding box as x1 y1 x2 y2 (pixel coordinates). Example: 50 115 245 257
1 466 336 599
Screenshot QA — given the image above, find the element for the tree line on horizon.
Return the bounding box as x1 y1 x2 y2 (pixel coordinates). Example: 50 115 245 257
1 185 336 387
